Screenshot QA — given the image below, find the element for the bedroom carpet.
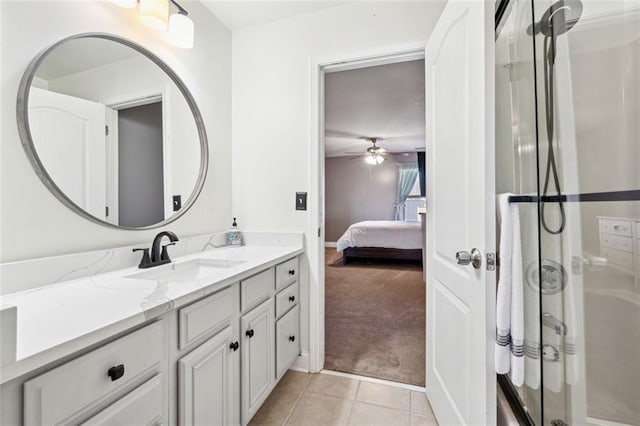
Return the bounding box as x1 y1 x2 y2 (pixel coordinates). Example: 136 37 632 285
324 248 426 387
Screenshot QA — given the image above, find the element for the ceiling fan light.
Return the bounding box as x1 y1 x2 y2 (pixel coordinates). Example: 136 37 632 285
375 155 385 164
365 155 377 165
140 0 169 30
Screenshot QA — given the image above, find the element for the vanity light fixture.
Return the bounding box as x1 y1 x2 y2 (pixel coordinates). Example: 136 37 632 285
168 6 194 49
111 0 137 8
110 0 194 48
140 0 169 30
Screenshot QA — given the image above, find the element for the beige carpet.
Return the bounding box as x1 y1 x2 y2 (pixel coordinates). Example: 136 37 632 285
324 248 426 386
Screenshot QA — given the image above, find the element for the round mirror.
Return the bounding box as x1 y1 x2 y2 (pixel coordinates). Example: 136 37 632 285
17 33 208 229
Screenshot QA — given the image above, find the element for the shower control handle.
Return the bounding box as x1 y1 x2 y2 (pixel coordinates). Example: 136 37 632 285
455 248 482 269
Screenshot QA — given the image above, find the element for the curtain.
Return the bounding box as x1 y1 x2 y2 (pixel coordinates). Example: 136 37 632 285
395 163 419 220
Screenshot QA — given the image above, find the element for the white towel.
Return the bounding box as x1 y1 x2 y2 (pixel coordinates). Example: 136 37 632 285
510 201 524 386
522 206 541 389
495 194 513 375
495 194 525 386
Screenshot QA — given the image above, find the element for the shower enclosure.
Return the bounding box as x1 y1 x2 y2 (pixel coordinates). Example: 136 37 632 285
496 0 639 424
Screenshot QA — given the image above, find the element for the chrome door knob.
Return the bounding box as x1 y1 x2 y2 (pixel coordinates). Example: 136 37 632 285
455 248 482 269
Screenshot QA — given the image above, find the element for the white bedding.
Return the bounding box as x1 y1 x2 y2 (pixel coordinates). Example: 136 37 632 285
336 220 422 252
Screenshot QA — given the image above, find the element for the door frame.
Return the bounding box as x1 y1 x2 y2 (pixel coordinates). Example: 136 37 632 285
307 42 427 375
105 86 172 222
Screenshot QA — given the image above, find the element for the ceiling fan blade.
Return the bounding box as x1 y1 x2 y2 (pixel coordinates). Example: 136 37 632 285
344 151 364 154
325 129 365 139
348 155 363 160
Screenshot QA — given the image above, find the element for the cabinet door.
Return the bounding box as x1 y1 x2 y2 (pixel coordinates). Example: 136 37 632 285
276 307 299 380
80 375 163 425
241 299 275 424
178 326 239 426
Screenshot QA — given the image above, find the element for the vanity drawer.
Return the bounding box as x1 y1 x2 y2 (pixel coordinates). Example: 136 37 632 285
601 234 634 253
241 268 274 312
24 321 164 425
275 258 298 290
603 247 634 269
276 307 299 379
275 281 298 319
179 286 234 350
599 219 633 237
80 375 163 425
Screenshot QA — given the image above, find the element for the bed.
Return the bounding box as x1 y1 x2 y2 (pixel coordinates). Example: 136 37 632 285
336 220 423 265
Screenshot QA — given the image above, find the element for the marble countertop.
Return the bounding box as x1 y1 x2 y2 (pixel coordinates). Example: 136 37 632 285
0 242 303 384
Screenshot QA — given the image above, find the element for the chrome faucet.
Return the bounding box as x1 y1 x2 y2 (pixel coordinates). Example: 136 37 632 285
133 231 179 269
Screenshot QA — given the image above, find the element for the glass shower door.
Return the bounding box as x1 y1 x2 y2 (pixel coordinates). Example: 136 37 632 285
496 1 544 423
532 0 640 424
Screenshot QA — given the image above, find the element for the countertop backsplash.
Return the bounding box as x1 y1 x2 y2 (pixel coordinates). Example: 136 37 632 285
0 231 303 296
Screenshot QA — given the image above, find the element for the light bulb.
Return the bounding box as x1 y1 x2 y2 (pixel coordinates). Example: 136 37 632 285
169 12 194 49
376 155 385 164
110 0 137 8
365 155 377 165
140 0 169 30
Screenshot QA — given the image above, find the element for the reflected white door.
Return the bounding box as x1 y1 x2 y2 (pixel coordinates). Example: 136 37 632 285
29 87 106 220
425 0 496 424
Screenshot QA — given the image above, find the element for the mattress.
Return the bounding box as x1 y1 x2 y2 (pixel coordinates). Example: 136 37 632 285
336 220 423 252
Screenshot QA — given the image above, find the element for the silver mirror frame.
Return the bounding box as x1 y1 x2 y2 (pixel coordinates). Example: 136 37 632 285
16 33 209 230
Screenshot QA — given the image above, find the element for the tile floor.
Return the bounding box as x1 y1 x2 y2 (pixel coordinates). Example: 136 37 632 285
249 371 438 425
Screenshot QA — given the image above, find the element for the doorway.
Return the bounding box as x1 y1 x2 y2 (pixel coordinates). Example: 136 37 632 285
319 50 427 387
117 101 165 227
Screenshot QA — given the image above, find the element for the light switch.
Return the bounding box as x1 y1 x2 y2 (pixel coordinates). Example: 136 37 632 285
173 195 182 211
296 192 307 211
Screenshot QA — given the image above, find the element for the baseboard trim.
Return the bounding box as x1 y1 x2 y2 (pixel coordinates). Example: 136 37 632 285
290 351 310 372
320 369 426 392
324 242 337 248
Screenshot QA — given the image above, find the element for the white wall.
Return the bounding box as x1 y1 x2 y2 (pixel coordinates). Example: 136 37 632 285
231 1 445 364
0 1 231 262
325 155 418 242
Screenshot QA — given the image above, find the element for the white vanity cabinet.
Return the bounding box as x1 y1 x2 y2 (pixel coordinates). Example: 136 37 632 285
5 255 301 426
178 326 238 425
241 298 275 424
23 320 167 425
81 375 164 425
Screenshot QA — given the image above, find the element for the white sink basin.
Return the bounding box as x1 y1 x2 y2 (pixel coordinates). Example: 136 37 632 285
127 258 246 282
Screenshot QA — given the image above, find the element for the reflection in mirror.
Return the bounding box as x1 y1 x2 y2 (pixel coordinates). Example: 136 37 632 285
22 35 206 228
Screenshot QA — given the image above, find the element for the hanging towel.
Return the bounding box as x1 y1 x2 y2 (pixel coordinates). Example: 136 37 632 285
522 206 541 389
495 194 513 375
495 193 525 386
510 201 524 386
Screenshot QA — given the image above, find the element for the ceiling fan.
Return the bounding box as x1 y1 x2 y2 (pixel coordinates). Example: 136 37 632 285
344 137 408 165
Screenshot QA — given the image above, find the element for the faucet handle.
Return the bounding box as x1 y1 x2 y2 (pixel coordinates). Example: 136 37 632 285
133 248 152 269
160 243 176 262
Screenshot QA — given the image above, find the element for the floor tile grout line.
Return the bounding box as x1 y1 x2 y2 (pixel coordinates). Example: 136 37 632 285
280 385 307 426
344 380 361 424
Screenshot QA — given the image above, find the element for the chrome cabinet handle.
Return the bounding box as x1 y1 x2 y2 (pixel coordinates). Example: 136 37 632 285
455 248 482 269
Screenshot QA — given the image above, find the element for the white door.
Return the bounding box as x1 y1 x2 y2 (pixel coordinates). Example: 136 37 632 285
29 87 107 220
425 0 496 424
178 326 238 426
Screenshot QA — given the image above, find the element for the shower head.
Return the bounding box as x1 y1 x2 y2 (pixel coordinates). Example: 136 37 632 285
527 0 583 37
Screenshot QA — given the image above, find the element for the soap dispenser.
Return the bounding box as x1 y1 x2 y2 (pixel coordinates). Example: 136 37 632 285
227 217 242 246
